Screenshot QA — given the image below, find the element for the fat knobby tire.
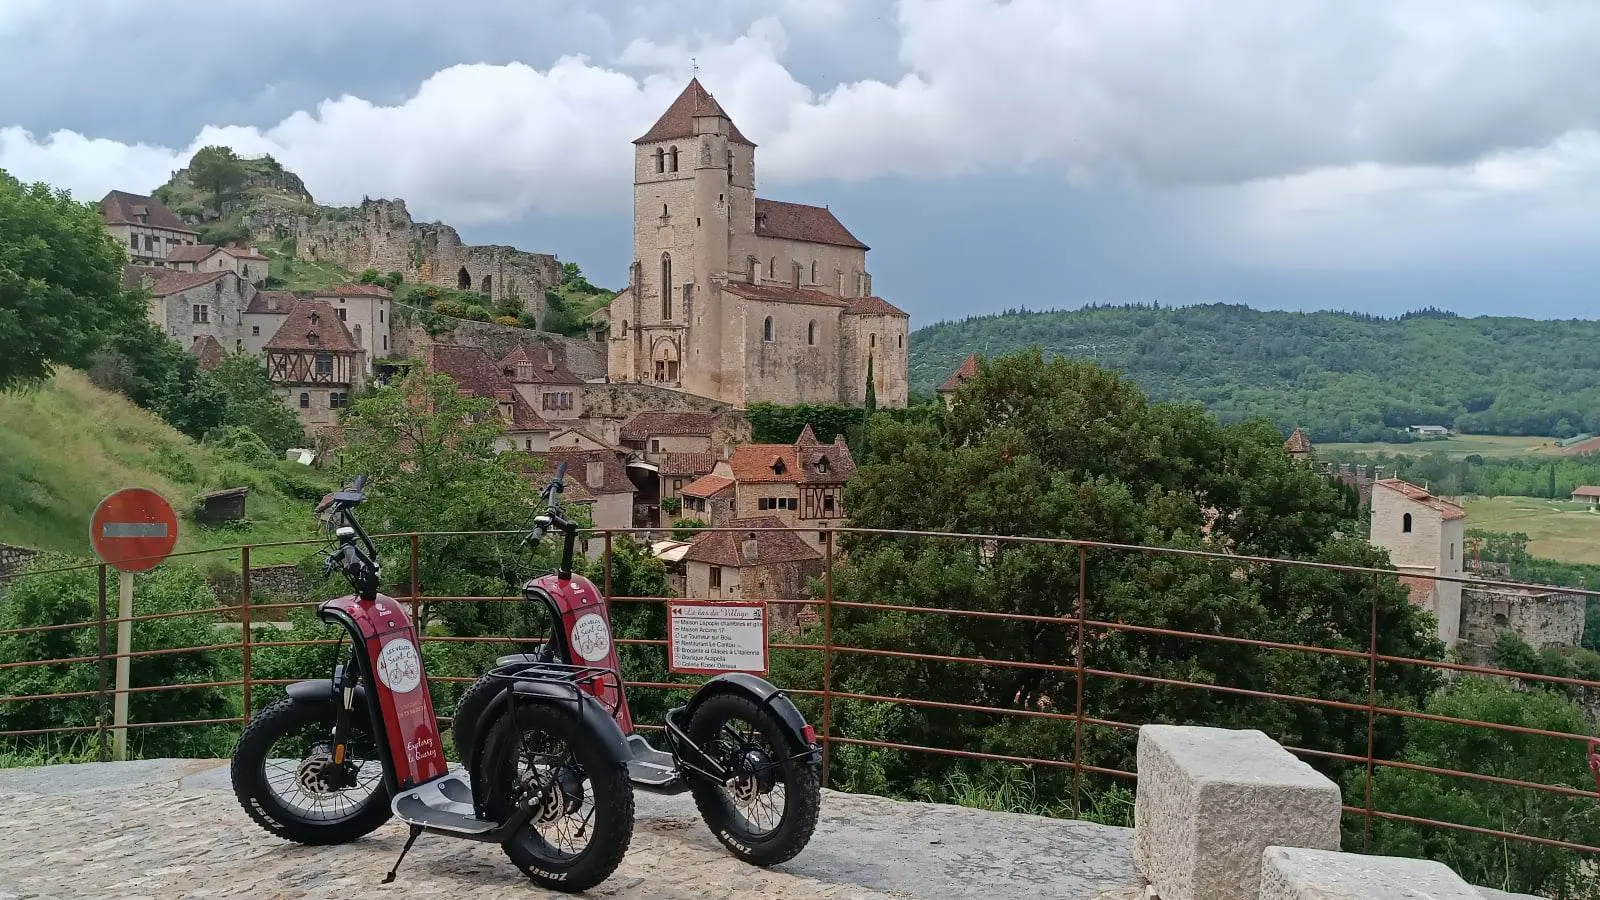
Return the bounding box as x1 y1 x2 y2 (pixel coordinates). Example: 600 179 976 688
230 695 393 845
451 672 505 765
482 702 634 893
686 692 821 867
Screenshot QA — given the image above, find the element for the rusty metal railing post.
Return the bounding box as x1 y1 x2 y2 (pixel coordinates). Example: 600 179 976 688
240 547 253 723
821 527 835 788
95 564 110 762
1072 546 1087 818
409 533 421 628
1364 572 1379 852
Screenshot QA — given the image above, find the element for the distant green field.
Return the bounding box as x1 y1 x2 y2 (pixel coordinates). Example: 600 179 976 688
1321 434 1559 459
1463 496 1600 565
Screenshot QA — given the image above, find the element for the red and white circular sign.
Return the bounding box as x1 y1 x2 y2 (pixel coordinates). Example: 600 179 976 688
90 488 179 572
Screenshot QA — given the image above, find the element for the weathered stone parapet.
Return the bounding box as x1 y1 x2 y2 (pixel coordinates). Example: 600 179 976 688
1133 725 1341 900
1259 846 1481 899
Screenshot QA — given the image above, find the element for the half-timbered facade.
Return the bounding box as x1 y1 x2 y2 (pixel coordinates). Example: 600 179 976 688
263 300 363 429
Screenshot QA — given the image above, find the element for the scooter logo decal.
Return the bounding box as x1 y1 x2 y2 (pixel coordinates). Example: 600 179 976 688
571 612 612 662
376 639 423 693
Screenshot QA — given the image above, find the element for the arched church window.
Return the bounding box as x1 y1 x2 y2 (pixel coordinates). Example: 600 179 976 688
810 260 818 284
898 333 904 348
660 253 672 320
654 148 664 173
869 333 877 348
791 262 801 289
1402 513 1412 533
668 146 679 172
763 317 774 342
807 321 816 345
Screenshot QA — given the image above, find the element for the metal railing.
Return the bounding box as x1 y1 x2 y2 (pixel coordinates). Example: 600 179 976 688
1 526 1598 862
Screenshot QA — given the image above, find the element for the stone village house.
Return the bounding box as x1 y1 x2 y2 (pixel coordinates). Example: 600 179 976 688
264 300 364 430
606 79 911 408
99 190 201 267
166 243 271 284
681 516 824 628
681 424 854 552
425 345 554 453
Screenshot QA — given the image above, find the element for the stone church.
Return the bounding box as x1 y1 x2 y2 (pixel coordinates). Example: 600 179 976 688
606 79 910 407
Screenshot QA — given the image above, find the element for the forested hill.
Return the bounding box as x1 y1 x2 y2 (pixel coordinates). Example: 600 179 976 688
908 304 1600 442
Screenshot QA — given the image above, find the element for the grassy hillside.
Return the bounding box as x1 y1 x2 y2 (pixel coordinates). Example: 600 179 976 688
0 370 332 563
910 304 1600 443
1463 497 1600 566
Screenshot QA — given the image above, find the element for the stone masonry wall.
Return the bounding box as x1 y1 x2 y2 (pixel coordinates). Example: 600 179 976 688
293 199 560 319
390 307 606 376
0 543 40 580
1460 584 1586 653
580 382 749 446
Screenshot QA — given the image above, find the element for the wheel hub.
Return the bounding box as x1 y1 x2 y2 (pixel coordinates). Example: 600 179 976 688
531 766 585 823
728 747 776 800
297 742 355 793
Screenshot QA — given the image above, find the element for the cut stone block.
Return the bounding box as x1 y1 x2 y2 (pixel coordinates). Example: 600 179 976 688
1132 725 1341 900
1259 846 1483 899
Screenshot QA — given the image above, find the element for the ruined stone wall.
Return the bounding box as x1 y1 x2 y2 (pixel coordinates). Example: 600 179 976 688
1460 584 1587 653
389 306 605 376
293 199 559 319
579 383 748 447
0 543 40 581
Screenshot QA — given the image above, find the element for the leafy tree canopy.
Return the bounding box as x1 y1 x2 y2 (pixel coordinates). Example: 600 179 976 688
0 171 141 391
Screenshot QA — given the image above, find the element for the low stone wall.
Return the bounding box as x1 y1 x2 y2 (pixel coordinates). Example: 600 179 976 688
580 382 749 446
0 542 40 580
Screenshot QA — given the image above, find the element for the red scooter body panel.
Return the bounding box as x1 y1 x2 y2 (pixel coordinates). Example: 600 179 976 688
323 592 447 789
531 572 634 734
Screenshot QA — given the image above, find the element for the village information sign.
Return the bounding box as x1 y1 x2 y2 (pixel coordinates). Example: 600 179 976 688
667 601 768 675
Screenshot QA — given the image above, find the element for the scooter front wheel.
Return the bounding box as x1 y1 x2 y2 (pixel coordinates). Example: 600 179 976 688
480 701 635 893
230 694 393 845
685 693 821 866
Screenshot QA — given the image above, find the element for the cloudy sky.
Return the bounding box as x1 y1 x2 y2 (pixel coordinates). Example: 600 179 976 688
3 0 1599 325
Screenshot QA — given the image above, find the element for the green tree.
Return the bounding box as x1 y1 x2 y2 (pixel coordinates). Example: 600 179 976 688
336 371 543 641
819 350 1444 802
188 146 247 212
208 352 304 454
1356 679 1600 897
0 171 141 391
865 356 877 415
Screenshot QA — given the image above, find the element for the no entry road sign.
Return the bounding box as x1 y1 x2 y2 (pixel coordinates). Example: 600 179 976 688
91 488 179 572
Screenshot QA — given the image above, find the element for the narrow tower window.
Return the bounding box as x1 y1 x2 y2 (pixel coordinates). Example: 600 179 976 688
763 317 774 342
660 253 672 320
810 260 818 284
807 320 816 346
668 146 679 172
654 148 664 173
1402 513 1412 533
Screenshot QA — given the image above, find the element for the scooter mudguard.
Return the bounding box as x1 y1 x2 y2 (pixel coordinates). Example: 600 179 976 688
284 679 369 707
686 672 813 745
319 593 448 790
525 573 634 733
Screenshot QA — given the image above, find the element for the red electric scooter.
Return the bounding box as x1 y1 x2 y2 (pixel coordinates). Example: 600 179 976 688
230 465 821 893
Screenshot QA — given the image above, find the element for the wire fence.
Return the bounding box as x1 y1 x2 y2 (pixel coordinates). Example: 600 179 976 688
1 525 1598 862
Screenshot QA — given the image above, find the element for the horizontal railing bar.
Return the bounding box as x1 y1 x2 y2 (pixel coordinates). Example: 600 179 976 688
1083 668 1370 712
1085 619 1371 660
832 599 1073 625
831 645 1076 673
1359 808 1600 855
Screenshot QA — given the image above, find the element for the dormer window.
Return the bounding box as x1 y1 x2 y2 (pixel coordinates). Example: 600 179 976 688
816 456 829 474
771 457 787 476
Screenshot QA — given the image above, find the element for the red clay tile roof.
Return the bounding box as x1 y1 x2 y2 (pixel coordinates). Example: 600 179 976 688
166 243 217 263
500 345 583 385
1283 428 1313 454
99 190 196 233
754 198 867 250
796 424 820 445
682 473 735 499
121 265 166 290
264 300 361 352
634 78 754 147
844 295 908 317
683 517 823 567
938 354 981 393
662 451 719 477
1573 486 1600 498
543 449 636 496
134 269 230 297
188 335 225 370
321 282 393 298
722 281 848 308
247 290 300 315
729 432 855 484
425 345 551 431
1374 479 1465 520
620 411 717 442
218 245 269 261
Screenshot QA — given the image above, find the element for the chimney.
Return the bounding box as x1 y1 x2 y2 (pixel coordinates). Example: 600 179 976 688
741 533 759 564
544 348 555 372
586 459 605 489
495 389 514 422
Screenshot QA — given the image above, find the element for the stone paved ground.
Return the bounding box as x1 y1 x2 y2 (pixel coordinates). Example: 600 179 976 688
0 760 1144 899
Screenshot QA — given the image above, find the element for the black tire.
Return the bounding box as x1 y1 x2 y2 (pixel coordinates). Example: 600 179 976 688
230 695 392 845
481 702 634 893
452 648 554 763
685 693 821 866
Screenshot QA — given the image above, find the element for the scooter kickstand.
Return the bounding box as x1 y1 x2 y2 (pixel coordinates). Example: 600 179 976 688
381 825 423 885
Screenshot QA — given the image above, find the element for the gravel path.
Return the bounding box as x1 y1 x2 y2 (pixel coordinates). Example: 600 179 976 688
0 759 1143 899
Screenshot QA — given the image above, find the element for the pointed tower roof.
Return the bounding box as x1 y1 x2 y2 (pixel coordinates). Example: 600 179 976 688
1283 427 1313 457
634 78 755 147
796 424 821 445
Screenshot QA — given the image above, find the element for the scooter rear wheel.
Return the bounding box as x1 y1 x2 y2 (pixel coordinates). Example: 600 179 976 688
480 701 634 893
230 694 393 845
686 693 821 866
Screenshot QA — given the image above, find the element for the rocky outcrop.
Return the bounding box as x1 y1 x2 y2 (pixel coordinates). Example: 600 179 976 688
293 199 560 322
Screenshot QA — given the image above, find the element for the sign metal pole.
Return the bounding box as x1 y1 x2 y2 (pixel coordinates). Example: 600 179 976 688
112 569 134 761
